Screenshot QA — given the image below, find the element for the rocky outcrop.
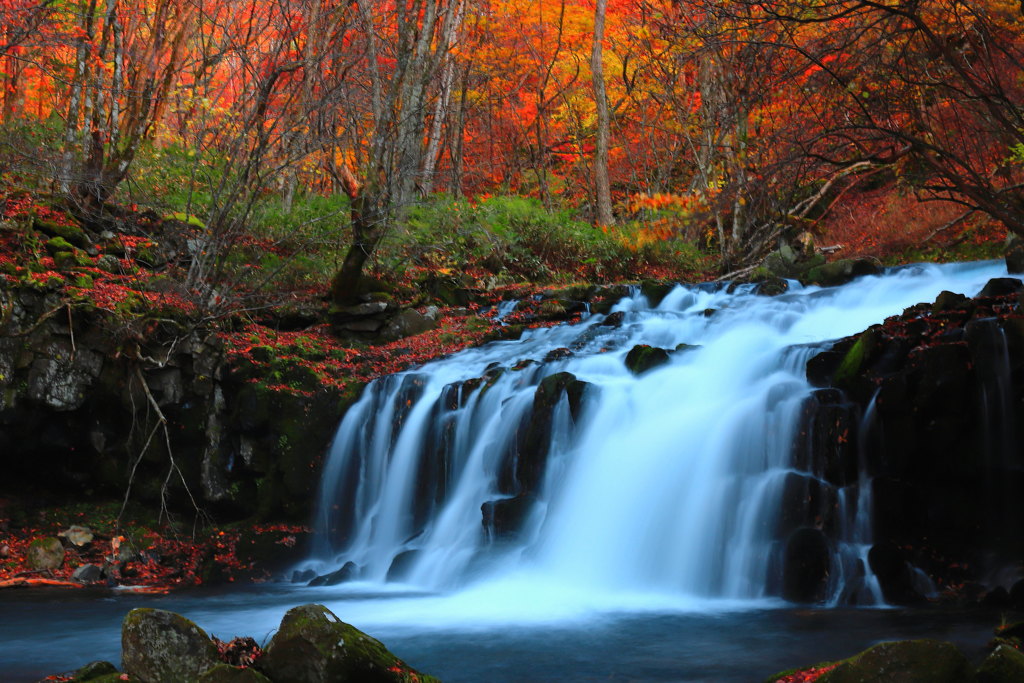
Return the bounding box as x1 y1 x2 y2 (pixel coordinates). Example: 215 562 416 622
802 277 1024 602
59 604 440 683
0 284 353 522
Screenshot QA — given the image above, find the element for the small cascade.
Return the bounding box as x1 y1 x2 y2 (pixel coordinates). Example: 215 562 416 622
302 260 1009 608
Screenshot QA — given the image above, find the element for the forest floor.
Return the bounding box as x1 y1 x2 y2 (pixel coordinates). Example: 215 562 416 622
0 184 1010 594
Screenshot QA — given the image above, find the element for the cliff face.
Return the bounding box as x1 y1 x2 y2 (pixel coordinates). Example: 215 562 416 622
0 282 352 522
803 277 1024 603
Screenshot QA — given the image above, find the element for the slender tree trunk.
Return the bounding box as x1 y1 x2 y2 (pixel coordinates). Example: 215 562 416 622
591 0 613 226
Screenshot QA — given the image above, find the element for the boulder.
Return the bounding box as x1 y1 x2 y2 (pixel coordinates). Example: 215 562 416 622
121 608 220 683
59 525 95 547
259 604 439 683
26 537 65 571
977 644 1024 683
868 542 925 605
624 344 671 375
978 277 1024 299
817 639 971 683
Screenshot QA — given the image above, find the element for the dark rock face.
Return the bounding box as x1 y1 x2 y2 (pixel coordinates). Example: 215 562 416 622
802 277 1024 600
259 604 439 683
781 528 832 603
482 494 538 540
122 608 220 683
498 372 588 498
0 285 352 522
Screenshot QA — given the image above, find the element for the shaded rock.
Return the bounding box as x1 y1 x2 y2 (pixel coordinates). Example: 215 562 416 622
817 639 971 683
1007 233 1024 274
978 277 1024 298
599 311 625 327
977 643 1024 683
756 275 789 296
73 660 119 681
26 537 65 571
543 347 573 362
386 551 420 582
382 309 440 341
933 290 971 313
982 586 1011 608
72 563 104 584
640 280 675 307
624 344 671 375
121 608 220 683
308 561 358 587
259 604 440 683
198 663 272 682
782 528 831 603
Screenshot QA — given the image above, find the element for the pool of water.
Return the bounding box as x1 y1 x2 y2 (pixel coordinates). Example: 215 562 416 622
0 584 1009 682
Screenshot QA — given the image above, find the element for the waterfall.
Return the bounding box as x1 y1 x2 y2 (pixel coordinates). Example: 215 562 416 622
303 260 1008 607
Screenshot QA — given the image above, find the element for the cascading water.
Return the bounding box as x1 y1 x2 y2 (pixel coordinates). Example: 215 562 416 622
301 260 1010 612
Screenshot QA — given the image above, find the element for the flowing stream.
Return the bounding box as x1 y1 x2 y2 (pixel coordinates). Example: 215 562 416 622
300 259 1010 614
0 259 1014 682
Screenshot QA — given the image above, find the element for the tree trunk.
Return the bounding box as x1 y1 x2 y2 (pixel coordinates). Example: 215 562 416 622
591 0 613 226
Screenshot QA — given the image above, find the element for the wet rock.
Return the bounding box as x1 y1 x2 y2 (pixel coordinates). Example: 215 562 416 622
386 551 420 582
26 537 65 571
817 639 970 683
308 561 358 586
755 275 789 296
482 494 537 540
624 344 671 375
543 347 573 362
599 311 625 328
801 257 882 288
198 663 272 682
776 473 838 536
781 527 831 603
121 608 220 683
977 643 1024 683
259 603 440 683
640 280 675 307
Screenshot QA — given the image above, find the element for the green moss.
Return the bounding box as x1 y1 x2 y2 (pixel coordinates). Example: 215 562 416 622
45 236 75 254
833 328 879 387
34 217 89 248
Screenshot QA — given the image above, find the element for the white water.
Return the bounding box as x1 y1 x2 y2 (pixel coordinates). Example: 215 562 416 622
300 260 1010 622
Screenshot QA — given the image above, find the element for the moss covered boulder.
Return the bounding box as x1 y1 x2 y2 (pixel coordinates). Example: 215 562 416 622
816 639 970 682
26 536 65 570
977 643 1024 682
624 344 671 375
121 608 220 683
259 604 439 683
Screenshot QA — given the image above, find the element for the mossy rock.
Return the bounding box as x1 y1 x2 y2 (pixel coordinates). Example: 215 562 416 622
71 273 94 288
624 344 671 375
977 643 1024 682
816 639 970 683
802 257 881 288
198 663 272 682
34 217 90 248
45 236 75 254
72 660 119 681
53 249 92 272
259 604 440 683
26 536 65 570
121 608 220 683
832 328 880 388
